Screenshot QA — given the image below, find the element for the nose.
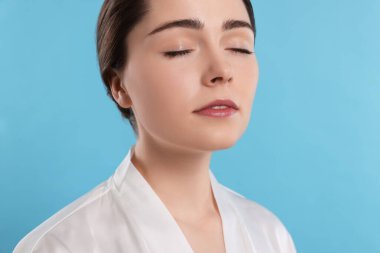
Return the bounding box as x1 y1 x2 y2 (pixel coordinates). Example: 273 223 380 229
201 50 233 87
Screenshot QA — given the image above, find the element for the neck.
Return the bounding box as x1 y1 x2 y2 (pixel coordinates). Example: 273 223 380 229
131 136 219 223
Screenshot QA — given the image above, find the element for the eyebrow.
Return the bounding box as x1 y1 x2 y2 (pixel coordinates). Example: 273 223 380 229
146 18 254 37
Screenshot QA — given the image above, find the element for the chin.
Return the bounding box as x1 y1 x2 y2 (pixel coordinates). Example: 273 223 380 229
190 129 243 151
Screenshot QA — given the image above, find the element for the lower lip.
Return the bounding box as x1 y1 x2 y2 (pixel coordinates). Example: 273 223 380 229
193 107 238 117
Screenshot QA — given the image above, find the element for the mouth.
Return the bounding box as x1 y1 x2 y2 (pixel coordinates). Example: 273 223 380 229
193 98 239 118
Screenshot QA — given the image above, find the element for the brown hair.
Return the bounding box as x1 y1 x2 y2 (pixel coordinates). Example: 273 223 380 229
96 0 256 137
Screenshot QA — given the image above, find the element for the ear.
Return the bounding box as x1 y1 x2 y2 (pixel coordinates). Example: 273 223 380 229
109 70 132 109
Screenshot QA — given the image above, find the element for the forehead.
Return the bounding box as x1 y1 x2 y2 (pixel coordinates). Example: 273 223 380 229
125 0 253 55
148 0 248 17
135 0 250 37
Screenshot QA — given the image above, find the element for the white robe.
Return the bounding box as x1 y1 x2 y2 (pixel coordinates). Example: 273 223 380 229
13 145 297 253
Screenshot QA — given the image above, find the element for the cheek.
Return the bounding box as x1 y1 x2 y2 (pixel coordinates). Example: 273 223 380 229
236 57 258 101
234 57 259 127
247 64 259 102
130 56 197 134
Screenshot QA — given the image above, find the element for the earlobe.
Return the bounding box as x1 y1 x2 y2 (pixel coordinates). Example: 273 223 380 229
109 72 132 109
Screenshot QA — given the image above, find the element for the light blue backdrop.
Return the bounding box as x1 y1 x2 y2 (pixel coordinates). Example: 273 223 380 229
1 0 379 252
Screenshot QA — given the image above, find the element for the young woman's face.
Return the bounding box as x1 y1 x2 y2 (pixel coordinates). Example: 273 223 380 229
119 0 259 151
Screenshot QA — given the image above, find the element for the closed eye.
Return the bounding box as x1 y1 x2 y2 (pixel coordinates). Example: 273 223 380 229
163 49 193 58
163 48 254 58
228 48 254 55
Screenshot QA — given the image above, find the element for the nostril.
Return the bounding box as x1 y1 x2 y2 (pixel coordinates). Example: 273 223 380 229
211 76 232 83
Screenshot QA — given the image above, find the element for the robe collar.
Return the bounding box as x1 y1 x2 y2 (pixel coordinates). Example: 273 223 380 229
112 144 256 253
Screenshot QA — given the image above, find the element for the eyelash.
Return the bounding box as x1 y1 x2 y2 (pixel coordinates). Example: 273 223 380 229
163 48 254 58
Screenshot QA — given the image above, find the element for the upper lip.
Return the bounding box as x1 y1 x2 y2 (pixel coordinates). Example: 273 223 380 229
193 99 239 112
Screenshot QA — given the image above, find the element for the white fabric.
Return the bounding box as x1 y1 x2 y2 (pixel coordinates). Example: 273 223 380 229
13 145 297 253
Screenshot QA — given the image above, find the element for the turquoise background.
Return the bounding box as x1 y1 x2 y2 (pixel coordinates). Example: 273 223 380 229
1 0 379 252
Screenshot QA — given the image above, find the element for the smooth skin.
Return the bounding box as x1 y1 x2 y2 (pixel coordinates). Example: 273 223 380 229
109 0 259 252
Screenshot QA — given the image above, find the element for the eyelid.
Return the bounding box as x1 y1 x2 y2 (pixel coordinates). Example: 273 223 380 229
162 48 254 58
227 48 254 55
163 49 194 58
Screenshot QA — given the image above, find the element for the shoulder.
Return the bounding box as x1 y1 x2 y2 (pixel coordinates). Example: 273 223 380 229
13 177 114 253
222 185 297 253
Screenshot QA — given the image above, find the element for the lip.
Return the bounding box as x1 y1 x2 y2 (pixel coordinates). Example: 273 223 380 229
193 99 239 112
193 107 237 117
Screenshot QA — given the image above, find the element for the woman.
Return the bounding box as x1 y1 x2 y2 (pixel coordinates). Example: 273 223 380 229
13 0 297 252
